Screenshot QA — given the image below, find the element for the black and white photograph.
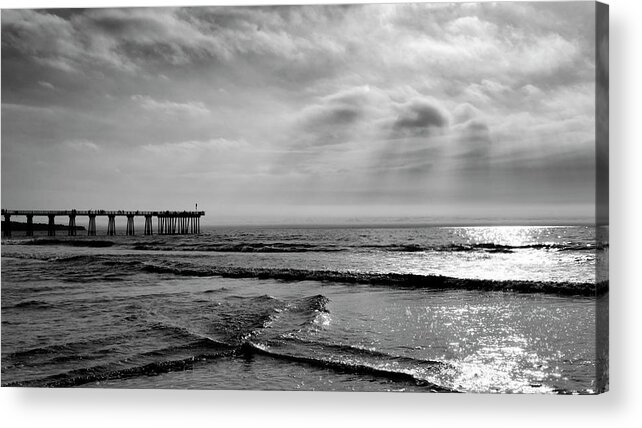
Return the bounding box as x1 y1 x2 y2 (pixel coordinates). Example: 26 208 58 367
2 1 609 396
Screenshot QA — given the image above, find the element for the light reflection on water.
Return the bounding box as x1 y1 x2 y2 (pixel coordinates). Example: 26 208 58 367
375 248 595 283
453 225 556 247
313 287 596 394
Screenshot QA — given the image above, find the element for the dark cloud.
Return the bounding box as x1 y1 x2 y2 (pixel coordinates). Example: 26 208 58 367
313 106 361 126
1 10 75 60
292 86 383 147
459 119 491 141
455 119 493 163
392 99 449 135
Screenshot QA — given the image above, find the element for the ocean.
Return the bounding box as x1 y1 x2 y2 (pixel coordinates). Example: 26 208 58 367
1 224 608 393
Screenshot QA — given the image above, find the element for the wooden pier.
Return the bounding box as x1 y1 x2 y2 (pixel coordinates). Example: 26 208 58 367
1 210 204 237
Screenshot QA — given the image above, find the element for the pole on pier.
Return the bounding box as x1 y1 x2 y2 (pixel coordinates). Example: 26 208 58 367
48 215 56 236
107 215 116 236
88 215 96 236
3 214 11 238
26 215 34 237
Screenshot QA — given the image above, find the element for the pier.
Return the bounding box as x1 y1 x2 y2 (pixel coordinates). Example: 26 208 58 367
1 210 204 237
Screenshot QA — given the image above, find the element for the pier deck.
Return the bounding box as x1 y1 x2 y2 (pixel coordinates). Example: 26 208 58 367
1 209 205 237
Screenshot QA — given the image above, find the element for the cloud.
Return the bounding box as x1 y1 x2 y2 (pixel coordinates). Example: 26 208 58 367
2 4 591 93
63 139 100 152
445 15 498 37
458 119 491 140
293 86 388 147
38 81 56 90
391 98 449 135
131 95 210 116
1 3 599 221
453 119 493 162
1 9 137 72
520 84 543 98
139 138 261 177
294 86 451 148
2 10 76 59
1 6 352 78
141 138 244 156
452 103 482 124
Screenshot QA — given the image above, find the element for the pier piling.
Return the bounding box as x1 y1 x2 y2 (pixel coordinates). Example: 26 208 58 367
144 215 153 235
3 214 11 238
68 214 77 236
48 215 56 236
88 215 96 236
126 215 135 236
107 215 116 236
26 215 34 237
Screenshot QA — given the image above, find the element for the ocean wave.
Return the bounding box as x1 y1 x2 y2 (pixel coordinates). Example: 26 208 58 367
240 337 586 394
3 332 145 363
50 254 103 263
7 300 52 310
254 295 331 337
131 242 347 253
286 294 330 314
25 239 115 248
142 293 332 354
240 341 456 393
141 264 606 296
2 335 447 390
1 293 333 388
427 243 604 253
146 321 234 349
2 347 230 388
275 336 443 369
202 287 230 294
125 240 605 254
146 294 289 346
3 333 582 392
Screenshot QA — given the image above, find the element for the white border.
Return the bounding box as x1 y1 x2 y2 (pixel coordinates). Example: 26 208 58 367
1 1 641 427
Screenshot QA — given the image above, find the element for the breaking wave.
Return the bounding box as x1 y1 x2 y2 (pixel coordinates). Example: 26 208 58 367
128 241 605 253
25 239 115 248
141 263 605 296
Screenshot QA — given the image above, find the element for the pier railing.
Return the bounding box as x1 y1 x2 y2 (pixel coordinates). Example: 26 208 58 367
1 209 205 237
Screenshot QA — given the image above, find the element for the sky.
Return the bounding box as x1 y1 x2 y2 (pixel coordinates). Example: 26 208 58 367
1 1 603 224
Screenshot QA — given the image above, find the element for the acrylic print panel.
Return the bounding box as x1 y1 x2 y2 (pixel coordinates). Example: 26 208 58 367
0 1 608 394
